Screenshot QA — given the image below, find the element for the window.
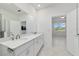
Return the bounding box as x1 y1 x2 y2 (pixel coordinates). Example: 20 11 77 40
54 23 65 31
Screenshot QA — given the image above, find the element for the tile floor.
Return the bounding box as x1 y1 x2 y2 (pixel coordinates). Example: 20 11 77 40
38 37 72 56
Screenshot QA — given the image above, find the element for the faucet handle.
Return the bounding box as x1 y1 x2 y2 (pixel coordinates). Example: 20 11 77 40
16 34 20 39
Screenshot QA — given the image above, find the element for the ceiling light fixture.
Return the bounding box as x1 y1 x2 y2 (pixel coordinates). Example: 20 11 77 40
37 4 41 7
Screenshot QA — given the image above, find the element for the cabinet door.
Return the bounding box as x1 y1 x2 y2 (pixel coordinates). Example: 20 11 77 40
33 38 40 55
26 40 34 56
14 40 33 56
33 35 44 56
27 44 34 56
17 48 30 56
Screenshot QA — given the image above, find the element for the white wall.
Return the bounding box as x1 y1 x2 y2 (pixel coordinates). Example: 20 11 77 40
10 20 21 36
19 13 37 34
26 14 37 33
36 7 72 48
15 3 37 34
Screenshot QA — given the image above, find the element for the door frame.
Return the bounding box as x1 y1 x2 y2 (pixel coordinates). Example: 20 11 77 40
51 15 67 47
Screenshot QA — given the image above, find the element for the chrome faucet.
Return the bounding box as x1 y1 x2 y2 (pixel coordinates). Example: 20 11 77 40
16 34 20 39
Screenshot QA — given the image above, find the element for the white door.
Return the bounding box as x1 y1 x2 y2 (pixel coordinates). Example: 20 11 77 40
66 8 79 55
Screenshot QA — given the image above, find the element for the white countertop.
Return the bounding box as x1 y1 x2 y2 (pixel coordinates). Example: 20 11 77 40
0 33 42 50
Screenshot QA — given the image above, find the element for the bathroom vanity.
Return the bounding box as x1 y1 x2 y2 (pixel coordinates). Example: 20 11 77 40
0 33 44 56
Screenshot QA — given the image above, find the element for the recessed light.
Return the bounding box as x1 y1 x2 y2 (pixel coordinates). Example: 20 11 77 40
37 4 40 7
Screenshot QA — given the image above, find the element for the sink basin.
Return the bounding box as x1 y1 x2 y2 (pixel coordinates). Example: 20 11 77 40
0 38 29 49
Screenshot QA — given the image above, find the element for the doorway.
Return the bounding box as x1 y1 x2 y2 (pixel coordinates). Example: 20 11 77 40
52 16 66 48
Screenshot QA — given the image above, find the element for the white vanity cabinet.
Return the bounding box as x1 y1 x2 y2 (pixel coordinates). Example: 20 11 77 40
14 34 43 56
21 35 44 56
0 34 44 56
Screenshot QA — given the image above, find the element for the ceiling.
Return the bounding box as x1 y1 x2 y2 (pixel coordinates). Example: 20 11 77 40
0 3 77 16
30 3 77 11
0 3 26 15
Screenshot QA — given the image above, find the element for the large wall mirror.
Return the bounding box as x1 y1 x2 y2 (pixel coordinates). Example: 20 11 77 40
0 3 27 38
